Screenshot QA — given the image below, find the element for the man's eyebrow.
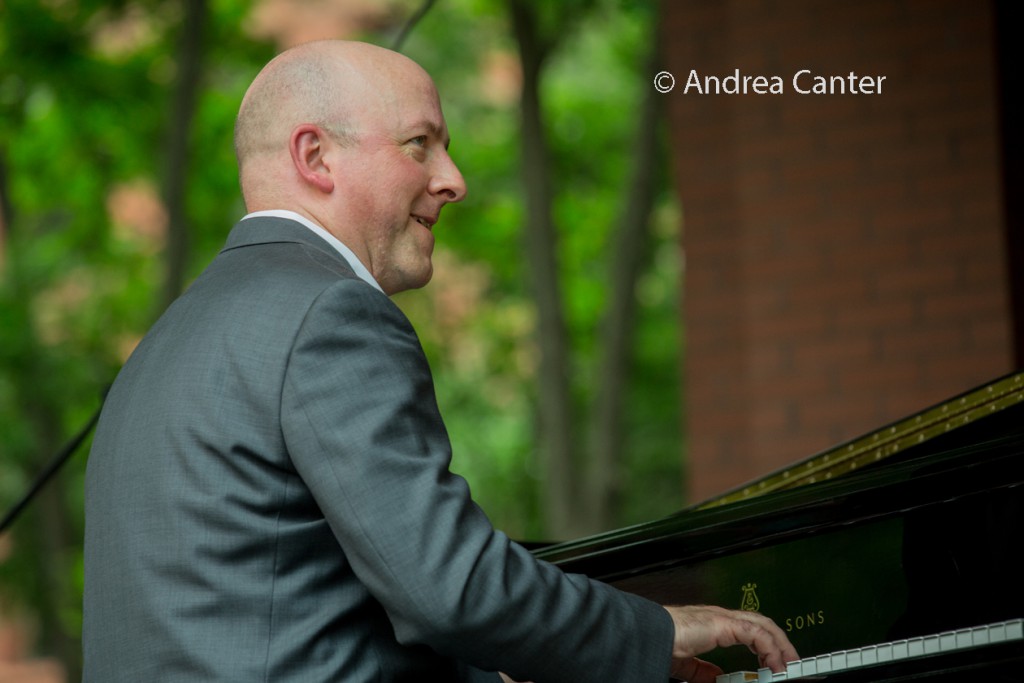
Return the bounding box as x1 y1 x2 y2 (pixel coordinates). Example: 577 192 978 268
409 120 450 146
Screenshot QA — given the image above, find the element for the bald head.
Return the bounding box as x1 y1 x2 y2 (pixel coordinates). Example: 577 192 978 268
233 40 432 206
231 39 467 294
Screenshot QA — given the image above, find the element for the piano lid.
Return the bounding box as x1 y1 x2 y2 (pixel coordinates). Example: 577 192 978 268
696 371 1024 510
534 370 1024 585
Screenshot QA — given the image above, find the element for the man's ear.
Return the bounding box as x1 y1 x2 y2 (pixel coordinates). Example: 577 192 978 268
289 124 335 194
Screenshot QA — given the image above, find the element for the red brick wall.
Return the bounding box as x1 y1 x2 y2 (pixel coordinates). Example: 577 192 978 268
659 1 1015 501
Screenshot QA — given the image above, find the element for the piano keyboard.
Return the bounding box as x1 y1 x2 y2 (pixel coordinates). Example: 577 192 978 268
716 618 1023 682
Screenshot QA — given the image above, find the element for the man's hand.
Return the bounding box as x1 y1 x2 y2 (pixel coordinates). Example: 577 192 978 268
664 605 798 683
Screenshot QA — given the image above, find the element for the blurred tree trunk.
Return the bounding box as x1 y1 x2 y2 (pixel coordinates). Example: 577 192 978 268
27 398 82 681
508 0 582 540
161 0 208 312
585 48 664 531
3 231 84 680
0 149 10 269
1 45 82 672
508 0 663 539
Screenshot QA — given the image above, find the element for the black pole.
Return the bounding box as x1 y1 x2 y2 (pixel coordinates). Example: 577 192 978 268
0 396 104 533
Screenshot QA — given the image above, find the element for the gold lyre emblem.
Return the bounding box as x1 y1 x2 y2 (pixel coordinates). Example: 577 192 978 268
740 582 760 612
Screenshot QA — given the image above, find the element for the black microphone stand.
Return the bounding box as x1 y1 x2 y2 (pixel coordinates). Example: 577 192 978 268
0 393 105 533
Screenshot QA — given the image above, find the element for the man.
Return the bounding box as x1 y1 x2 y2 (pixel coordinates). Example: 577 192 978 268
83 40 796 682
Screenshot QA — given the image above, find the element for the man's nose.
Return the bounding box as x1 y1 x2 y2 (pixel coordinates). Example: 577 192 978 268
430 152 468 203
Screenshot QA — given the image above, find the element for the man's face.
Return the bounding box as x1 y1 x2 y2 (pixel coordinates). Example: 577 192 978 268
331 66 467 295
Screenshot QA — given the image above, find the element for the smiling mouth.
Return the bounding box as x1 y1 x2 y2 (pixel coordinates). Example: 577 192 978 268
413 215 435 229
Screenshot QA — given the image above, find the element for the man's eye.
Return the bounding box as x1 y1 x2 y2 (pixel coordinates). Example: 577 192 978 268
409 136 427 146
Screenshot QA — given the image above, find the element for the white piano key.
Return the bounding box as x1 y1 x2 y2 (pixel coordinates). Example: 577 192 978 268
1007 619 1023 639
954 628 973 649
799 657 816 676
718 618 1024 683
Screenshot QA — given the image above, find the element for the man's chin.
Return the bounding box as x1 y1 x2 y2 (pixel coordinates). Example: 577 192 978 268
383 263 433 296
411 266 433 290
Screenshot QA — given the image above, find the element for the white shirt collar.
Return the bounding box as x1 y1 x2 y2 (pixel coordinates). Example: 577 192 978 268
241 210 384 294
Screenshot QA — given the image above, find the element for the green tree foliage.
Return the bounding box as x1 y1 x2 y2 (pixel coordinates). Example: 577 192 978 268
0 0 682 671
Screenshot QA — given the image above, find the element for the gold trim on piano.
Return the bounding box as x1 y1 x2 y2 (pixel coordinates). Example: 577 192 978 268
698 372 1024 510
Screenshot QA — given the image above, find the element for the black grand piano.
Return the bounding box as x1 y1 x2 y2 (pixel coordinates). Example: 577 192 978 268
534 372 1024 682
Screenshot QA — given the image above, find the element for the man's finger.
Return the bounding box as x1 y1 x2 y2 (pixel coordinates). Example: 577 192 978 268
726 611 799 671
672 657 724 683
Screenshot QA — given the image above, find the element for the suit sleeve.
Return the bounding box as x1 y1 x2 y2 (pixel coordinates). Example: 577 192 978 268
280 279 674 683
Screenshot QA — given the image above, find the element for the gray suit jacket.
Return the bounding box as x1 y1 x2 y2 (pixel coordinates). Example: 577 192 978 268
83 217 673 682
